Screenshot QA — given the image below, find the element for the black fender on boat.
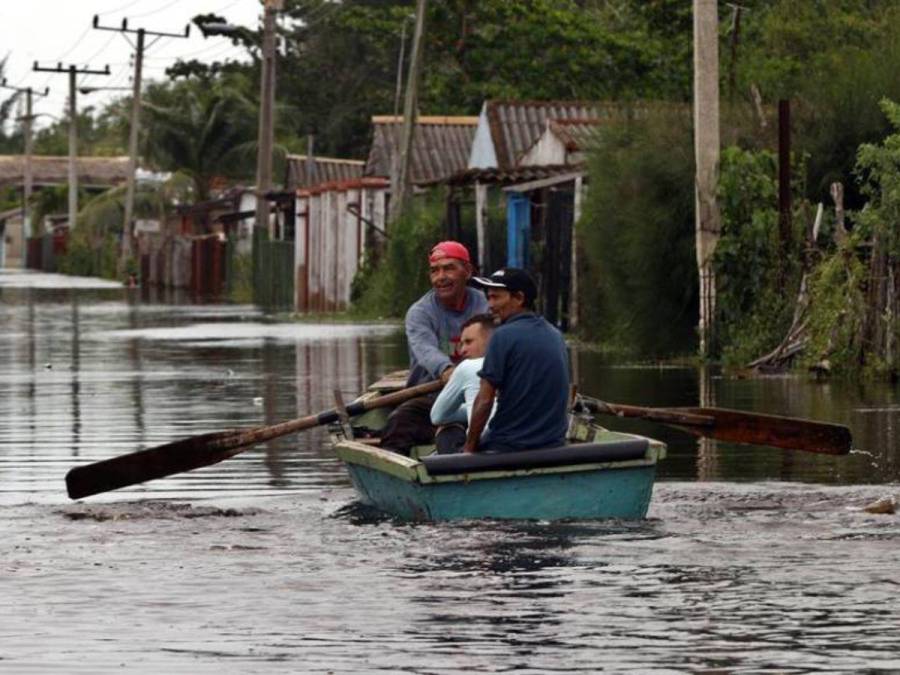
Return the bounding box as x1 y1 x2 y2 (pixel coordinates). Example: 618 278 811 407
422 439 650 476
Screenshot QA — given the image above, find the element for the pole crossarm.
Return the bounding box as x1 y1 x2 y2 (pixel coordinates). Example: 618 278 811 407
33 62 111 76
0 80 50 99
92 15 190 39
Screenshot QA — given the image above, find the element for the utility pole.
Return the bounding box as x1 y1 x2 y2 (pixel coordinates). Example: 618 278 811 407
33 62 110 232
256 0 282 239
1 79 49 239
693 0 721 358
92 15 190 266
391 0 427 223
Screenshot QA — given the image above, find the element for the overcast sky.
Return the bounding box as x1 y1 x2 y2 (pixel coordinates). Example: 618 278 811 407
1 0 263 128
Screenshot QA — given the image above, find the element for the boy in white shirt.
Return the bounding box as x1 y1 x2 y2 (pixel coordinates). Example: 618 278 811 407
430 313 497 453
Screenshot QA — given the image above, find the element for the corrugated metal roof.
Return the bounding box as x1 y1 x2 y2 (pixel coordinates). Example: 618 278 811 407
0 155 130 188
365 115 478 185
286 154 365 189
485 101 611 170
548 119 604 151
440 164 581 188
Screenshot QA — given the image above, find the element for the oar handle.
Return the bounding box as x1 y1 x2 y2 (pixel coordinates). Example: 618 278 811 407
578 396 715 427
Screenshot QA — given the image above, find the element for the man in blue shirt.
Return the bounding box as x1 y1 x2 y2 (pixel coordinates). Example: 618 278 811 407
463 268 570 454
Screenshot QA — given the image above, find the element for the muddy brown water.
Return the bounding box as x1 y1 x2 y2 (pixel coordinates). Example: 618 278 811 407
1 269 898 673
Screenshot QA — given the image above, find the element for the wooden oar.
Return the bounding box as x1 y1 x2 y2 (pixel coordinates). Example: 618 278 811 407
66 379 442 500
579 396 852 455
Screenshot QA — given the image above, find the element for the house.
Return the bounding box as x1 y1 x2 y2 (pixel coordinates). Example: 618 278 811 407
365 115 478 185
0 155 130 189
286 154 365 190
0 207 24 268
295 177 389 312
519 119 602 167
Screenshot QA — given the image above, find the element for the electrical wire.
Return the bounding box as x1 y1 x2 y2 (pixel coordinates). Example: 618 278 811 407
129 0 183 21
97 0 144 17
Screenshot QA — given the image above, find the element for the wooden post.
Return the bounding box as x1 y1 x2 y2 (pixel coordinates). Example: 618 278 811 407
67 67 78 231
121 28 145 264
778 99 792 254
569 175 583 331
693 0 721 358
390 0 426 223
256 0 281 239
475 182 487 270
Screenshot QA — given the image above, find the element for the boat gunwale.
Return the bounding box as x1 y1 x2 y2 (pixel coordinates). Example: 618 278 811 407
333 436 664 485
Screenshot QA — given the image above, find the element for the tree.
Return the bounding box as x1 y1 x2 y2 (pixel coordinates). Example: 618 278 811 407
139 73 258 201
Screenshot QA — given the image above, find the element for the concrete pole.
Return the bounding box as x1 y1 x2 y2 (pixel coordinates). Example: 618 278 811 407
68 66 78 231
255 0 280 239
693 0 721 358
23 88 34 239
121 28 145 264
391 0 426 223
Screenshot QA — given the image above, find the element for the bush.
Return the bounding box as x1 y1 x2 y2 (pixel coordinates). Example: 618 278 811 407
351 189 445 318
578 107 697 358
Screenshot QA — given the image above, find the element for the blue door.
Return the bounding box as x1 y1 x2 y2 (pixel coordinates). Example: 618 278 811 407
506 192 530 268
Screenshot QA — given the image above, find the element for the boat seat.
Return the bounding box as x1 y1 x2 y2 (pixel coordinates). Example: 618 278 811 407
422 439 650 476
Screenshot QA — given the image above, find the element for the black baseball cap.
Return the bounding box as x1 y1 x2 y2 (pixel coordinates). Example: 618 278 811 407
472 267 537 305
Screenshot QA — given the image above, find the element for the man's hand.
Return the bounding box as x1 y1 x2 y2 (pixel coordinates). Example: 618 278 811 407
440 365 455 384
463 378 496 454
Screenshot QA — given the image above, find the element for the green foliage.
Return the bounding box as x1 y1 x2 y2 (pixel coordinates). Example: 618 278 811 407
801 245 866 374
714 147 795 365
855 99 900 257
579 107 697 357
227 251 254 304
140 72 258 200
351 190 445 318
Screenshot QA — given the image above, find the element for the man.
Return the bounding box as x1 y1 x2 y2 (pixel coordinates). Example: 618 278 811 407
380 241 489 454
463 268 570 454
429 313 497 453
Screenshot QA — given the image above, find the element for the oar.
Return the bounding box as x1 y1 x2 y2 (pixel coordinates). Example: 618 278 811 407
579 396 852 455
66 379 442 500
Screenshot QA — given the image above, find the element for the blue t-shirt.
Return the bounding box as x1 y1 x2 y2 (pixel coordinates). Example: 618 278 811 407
478 312 570 451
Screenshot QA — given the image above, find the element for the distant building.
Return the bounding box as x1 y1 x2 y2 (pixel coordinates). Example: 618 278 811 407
365 115 478 185
0 155 130 189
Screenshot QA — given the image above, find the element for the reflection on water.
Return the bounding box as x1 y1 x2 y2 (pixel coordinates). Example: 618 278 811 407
1 270 899 672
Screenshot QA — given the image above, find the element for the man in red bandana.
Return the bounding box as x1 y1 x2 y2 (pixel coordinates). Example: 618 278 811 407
380 241 489 455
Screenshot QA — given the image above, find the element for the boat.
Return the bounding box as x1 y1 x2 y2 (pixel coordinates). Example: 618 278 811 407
330 372 667 522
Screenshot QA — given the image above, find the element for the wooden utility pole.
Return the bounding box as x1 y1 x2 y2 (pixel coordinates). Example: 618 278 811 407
256 0 282 239
778 99 792 252
391 0 427 223
693 0 721 358
92 15 190 266
33 62 110 231
1 80 49 239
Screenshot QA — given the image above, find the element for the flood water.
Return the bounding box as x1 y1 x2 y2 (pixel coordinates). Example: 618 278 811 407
1 269 898 673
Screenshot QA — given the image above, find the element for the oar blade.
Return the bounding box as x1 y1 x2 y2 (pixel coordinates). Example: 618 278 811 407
682 407 852 455
65 430 253 500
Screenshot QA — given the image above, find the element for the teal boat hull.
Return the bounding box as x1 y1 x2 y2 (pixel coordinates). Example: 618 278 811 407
345 460 658 521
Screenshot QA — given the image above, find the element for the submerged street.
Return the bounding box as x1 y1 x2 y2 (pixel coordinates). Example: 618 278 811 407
1 269 899 672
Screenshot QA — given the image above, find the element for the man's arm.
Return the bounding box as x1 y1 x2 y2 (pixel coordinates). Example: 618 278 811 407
462 378 496 453
406 306 453 379
430 367 467 425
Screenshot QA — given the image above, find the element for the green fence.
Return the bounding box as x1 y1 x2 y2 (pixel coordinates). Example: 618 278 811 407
252 227 294 310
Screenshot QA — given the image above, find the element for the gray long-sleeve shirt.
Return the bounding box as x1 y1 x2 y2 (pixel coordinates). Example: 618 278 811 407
404 287 489 386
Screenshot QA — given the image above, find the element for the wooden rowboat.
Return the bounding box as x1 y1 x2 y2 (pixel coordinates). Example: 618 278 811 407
330 373 667 522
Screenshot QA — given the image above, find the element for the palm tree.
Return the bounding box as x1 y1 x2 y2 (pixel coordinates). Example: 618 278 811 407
140 75 258 201
0 56 23 154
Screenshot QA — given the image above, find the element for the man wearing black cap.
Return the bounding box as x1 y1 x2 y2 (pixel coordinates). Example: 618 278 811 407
463 268 570 453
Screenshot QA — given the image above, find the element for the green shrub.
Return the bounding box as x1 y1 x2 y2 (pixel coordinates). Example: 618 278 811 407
578 107 697 358
351 189 445 318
